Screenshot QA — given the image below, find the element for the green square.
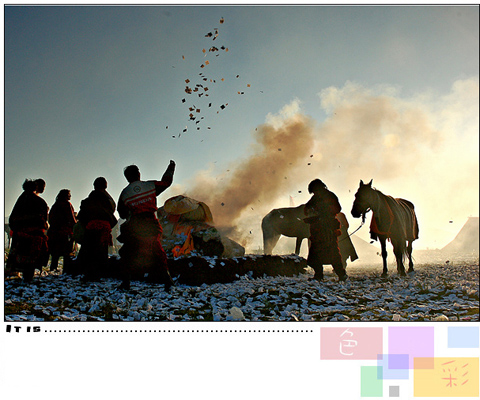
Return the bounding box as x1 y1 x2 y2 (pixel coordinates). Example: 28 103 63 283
361 366 383 397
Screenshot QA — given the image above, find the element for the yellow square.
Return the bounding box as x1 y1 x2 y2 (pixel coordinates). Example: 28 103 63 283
414 357 479 397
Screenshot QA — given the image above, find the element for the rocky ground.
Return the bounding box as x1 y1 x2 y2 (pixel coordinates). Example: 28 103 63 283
4 255 479 322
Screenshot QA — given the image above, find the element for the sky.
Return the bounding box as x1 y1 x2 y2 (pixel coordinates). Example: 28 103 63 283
3 4 479 253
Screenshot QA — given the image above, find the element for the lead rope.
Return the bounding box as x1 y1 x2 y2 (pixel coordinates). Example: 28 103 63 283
337 209 368 243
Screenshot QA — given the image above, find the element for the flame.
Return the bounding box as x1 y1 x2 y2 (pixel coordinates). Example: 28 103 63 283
171 225 195 257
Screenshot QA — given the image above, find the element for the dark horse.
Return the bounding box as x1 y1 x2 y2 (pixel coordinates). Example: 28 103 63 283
351 180 419 277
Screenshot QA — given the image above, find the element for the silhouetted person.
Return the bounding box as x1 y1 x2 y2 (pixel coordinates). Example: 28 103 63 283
35 178 46 196
77 177 117 281
48 189 76 272
117 161 175 290
7 179 49 281
304 179 348 282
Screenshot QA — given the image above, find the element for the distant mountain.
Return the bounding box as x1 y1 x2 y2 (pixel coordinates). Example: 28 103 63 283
442 217 479 254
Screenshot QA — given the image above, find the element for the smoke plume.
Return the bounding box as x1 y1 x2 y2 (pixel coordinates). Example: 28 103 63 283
186 100 315 242
183 77 479 251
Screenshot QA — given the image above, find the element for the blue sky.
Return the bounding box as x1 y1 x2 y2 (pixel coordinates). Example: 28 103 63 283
4 5 479 251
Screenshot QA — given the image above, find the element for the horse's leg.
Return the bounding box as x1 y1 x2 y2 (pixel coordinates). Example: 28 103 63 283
294 238 303 255
392 240 406 276
407 241 414 273
264 233 280 255
380 237 388 277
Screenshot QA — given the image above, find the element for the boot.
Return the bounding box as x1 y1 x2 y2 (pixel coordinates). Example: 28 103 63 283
338 273 348 282
313 267 324 282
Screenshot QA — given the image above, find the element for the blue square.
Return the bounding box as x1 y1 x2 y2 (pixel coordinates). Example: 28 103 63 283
448 327 480 348
377 354 409 380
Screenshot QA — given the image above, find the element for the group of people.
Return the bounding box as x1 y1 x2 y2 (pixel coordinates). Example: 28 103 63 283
7 164 347 288
7 161 176 290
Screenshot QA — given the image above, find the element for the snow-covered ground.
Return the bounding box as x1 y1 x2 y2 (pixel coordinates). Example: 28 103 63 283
4 257 479 322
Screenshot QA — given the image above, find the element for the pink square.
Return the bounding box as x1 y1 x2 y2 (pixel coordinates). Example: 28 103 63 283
320 327 383 360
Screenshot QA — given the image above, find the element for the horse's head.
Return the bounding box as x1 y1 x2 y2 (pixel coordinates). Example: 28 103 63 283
351 179 374 220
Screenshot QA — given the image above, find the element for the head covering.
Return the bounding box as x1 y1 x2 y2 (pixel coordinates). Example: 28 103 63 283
308 179 327 194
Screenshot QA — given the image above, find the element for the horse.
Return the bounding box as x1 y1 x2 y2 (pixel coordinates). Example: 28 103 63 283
261 205 358 268
262 205 309 255
351 179 419 277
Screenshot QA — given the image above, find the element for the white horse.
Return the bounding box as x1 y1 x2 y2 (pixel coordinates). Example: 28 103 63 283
262 205 358 267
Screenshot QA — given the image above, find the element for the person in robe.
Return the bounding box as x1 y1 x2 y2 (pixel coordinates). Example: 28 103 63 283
77 177 117 281
48 189 76 272
304 179 348 282
117 161 175 290
7 179 49 281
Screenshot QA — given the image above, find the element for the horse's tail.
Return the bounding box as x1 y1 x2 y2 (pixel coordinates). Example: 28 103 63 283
398 198 419 241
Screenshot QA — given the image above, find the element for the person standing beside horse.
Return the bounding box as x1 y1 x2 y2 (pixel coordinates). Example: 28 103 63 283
77 177 118 281
117 161 176 290
48 189 77 272
304 179 348 282
7 179 49 282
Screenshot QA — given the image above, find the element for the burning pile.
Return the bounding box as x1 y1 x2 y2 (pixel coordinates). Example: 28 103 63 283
157 195 245 258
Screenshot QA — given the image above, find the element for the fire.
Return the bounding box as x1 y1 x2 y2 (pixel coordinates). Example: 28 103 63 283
171 224 195 257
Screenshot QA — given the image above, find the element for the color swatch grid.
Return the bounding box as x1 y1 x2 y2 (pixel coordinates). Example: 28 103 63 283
320 326 479 398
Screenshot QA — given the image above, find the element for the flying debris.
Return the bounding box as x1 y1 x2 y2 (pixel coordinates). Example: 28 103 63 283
176 18 252 138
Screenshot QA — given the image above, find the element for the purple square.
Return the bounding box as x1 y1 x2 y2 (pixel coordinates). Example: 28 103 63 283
388 353 409 369
388 327 434 369
377 354 409 379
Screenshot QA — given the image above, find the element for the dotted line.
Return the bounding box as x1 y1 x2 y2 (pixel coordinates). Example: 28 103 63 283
44 329 315 333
